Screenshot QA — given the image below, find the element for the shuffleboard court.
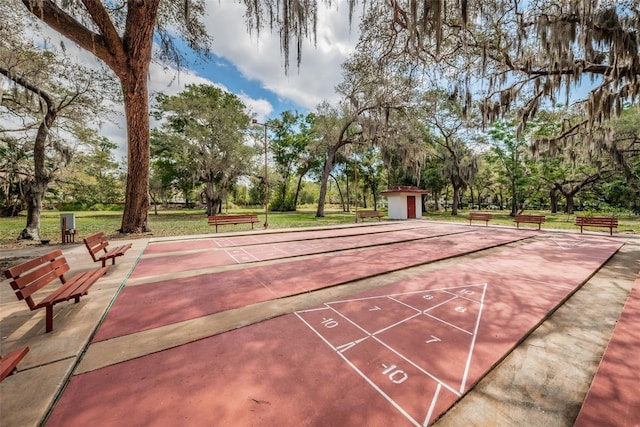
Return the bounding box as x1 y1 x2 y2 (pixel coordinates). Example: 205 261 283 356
574 272 640 427
46 234 624 426
92 229 534 342
142 221 429 254
130 222 471 278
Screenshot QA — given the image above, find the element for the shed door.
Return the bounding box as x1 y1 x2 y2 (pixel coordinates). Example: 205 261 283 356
407 196 416 218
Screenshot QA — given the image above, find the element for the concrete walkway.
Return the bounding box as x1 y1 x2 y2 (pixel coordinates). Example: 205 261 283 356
0 222 638 426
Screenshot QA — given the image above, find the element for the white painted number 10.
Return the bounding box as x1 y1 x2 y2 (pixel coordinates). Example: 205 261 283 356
381 364 409 384
321 318 339 328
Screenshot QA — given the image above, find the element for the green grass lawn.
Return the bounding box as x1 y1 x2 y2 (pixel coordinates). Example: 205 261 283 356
1 208 638 249
422 209 640 233
0 208 360 248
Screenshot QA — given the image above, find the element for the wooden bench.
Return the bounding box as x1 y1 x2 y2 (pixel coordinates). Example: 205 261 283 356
1 347 29 382
356 211 384 221
514 214 546 230
3 250 108 333
208 214 260 232
468 212 492 226
84 232 132 268
575 216 618 235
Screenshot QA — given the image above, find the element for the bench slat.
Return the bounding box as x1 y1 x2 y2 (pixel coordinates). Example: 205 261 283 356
0 346 29 382
38 266 109 307
468 212 492 225
84 232 132 267
356 211 384 221
3 251 107 333
208 215 260 232
3 249 62 278
575 216 618 235
514 215 546 230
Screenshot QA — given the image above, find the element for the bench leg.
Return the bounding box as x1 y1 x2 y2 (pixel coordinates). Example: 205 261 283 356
45 305 53 333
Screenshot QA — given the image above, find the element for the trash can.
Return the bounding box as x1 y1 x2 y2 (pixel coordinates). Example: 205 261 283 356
60 213 77 244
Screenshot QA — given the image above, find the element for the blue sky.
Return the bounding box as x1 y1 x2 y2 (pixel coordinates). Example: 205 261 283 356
14 2 359 156
187 51 303 118
186 1 358 118
111 1 361 153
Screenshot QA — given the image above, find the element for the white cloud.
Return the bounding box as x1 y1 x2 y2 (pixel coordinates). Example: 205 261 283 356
6 2 360 158
204 1 360 111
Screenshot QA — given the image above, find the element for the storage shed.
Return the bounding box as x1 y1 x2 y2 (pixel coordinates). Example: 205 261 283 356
381 186 429 220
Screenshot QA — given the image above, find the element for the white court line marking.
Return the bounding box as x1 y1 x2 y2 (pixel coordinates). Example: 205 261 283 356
371 334 462 397
224 247 259 264
419 295 459 313
213 239 228 248
386 295 454 313
550 235 586 249
371 312 423 336
322 283 488 305
321 302 462 395
423 383 442 427
423 312 474 336
296 281 489 424
324 304 374 336
459 283 488 393
294 312 422 427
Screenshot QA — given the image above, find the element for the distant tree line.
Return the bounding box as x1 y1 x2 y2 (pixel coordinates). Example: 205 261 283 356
2 1 639 241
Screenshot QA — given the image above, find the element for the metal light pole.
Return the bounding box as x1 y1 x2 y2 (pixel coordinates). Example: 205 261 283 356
252 119 276 229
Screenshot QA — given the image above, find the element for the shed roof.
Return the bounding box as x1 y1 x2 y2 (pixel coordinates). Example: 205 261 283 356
381 186 429 195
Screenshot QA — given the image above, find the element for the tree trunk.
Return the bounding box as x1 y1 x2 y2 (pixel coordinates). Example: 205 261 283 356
316 148 337 218
565 192 575 214
345 172 350 212
451 185 460 215
18 181 45 240
293 174 305 210
549 188 558 213
204 181 217 216
120 74 151 233
21 1 159 234
18 110 54 240
330 174 346 212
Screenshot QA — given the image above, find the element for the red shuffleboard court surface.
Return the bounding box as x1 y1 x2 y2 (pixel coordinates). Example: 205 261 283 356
142 221 427 254
92 228 534 342
574 271 640 427
47 234 624 426
130 222 471 278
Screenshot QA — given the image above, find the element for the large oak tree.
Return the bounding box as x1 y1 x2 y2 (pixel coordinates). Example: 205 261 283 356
20 0 319 233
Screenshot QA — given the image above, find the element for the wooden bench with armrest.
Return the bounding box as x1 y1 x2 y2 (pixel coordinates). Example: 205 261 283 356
356 211 384 221
208 214 260 232
514 214 546 230
468 212 492 226
3 250 108 333
0 346 29 382
575 216 618 235
84 232 132 267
